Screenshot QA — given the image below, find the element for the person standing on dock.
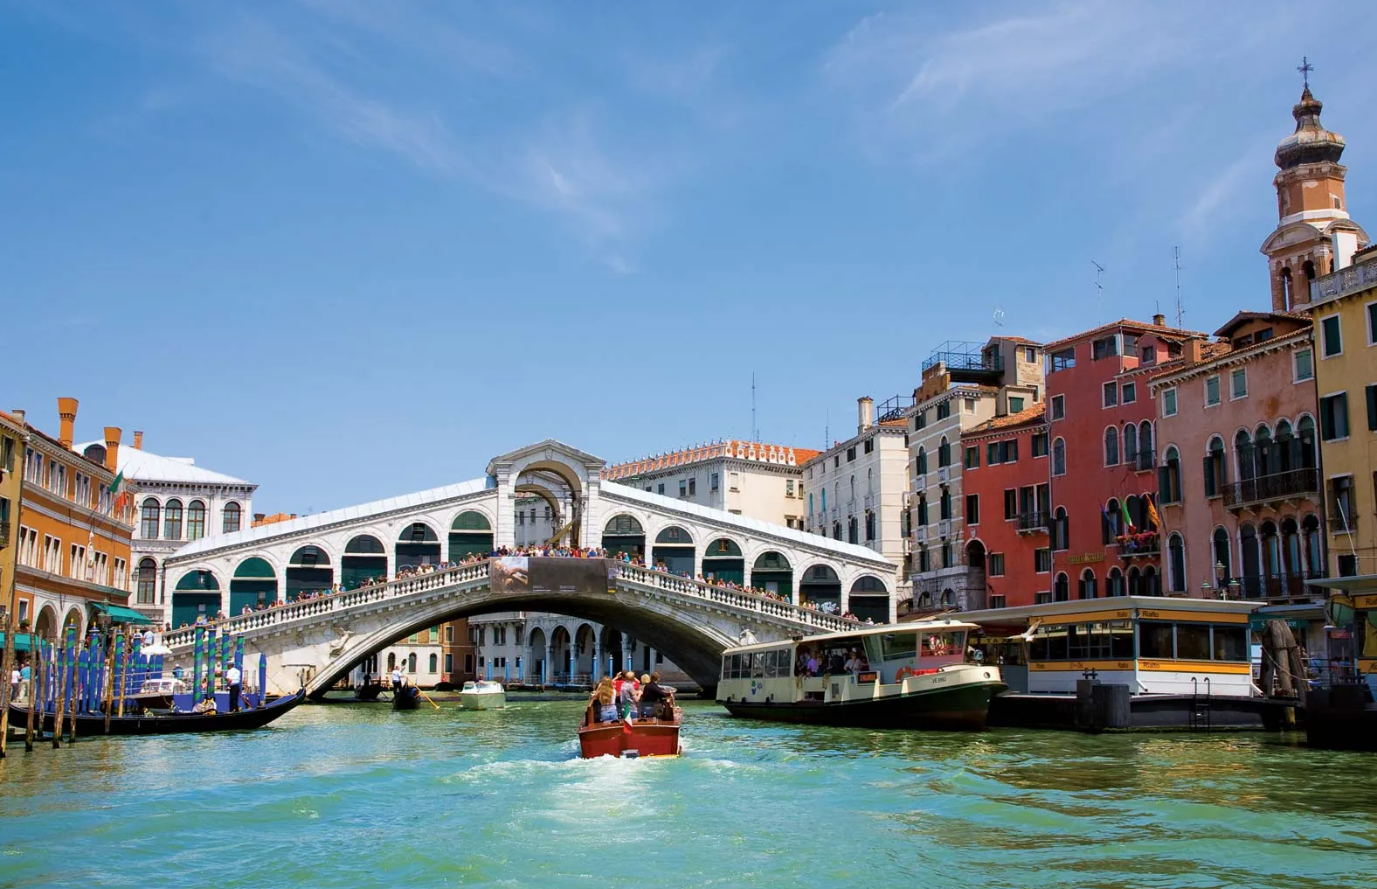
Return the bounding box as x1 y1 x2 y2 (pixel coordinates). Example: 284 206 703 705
226 663 243 712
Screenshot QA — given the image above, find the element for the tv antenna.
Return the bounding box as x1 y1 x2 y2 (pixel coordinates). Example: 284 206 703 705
1173 246 1184 328
992 306 1005 328
1092 261 1105 317
751 372 758 443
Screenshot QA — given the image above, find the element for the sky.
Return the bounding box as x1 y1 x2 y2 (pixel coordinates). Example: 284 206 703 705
5 1 1377 516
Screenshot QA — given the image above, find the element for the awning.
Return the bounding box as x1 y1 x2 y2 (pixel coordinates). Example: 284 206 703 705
0 633 33 652
1305 575 1377 593
88 602 158 625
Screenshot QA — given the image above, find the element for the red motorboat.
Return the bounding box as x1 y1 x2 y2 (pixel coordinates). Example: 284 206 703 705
578 705 683 759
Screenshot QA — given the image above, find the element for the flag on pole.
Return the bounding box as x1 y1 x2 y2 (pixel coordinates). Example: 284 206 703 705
106 470 124 494
1120 499 1136 533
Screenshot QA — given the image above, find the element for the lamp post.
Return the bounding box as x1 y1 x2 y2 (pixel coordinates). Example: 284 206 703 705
1214 561 1227 599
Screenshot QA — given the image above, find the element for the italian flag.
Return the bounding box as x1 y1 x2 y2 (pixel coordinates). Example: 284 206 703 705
108 470 130 513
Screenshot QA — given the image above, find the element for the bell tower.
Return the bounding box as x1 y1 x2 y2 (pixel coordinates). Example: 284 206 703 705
1260 60 1368 311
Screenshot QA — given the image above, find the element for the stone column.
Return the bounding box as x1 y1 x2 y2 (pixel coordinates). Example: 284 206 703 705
593 639 603 682
567 644 576 684
543 644 552 685
621 632 632 675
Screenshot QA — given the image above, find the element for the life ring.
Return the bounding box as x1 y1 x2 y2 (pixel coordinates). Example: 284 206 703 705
895 666 914 680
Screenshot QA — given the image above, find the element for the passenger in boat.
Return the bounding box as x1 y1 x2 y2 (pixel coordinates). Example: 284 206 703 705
638 672 674 718
618 670 640 723
192 696 218 715
590 678 618 723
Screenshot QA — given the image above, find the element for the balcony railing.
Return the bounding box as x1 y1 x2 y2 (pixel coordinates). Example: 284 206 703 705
1310 257 1377 302
1259 574 1327 600
1017 511 1048 532
1329 512 1358 534
1115 531 1159 559
1223 468 1320 509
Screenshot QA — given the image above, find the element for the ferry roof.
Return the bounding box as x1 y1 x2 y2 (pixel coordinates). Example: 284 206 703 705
958 596 1260 631
723 618 978 654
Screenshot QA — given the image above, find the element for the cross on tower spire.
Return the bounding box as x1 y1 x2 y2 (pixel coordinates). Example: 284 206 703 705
1297 56 1314 90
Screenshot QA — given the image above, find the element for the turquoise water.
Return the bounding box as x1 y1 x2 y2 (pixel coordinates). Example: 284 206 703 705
1 697 1374 889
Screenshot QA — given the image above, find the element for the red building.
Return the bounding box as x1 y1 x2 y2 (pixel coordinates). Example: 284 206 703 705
1044 316 1210 602
960 405 1050 608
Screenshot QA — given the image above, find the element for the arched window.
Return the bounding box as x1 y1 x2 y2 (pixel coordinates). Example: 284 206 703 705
1275 421 1294 473
1138 421 1153 462
1297 416 1317 469
1168 533 1186 593
1204 436 1225 497
1302 514 1323 575
1127 565 1142 596
1213 527 1232 585
429 653 438 673
1052 438 1066 476
186 500 206 541
917 494 928 526
1107 566 1124 597
1282 517 1302 578
136 558 157 604
1123 423 1139 462
1159 446 1182 504
848 516 859 544
1234 430 1254 482
1053 507 1069 551
1104 426 1119 466
140 499 161 539
1103 498 1120 545
866 468 874 495
1254 425 1274 477
163 499 183 540
387 653 396 671
916 447 927 475
849 475 856 502
940 589 955 607
1054 572 1070 602
222 501 242 534
1143 565 1160 596
1078 568 1097 600
1281 267 1293 310
1125 495 1140 532
864 510 875 541
1261 521 1281 591
939 489 952 520
938 437 951 468
408 653 417 673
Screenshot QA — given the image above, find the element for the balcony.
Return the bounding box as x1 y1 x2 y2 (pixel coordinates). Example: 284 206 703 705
1222 468 1320 511
914 526 928 544
1329 512 1358 534
938 519 953 539
1115 531 1159 560
922 341 1004 384
1016 511 1049 533
1258 574 1327 602
937 466 951 485
1310 257 1377 303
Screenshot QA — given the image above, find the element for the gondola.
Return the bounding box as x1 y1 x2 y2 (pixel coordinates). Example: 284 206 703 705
392 684 421 711
9 688 306 737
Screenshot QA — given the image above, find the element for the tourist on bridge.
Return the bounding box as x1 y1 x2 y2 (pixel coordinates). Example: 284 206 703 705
226 663 243 712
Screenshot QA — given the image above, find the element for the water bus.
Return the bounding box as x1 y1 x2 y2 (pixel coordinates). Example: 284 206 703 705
459 680 506 710
715 619 1004 729
960 597 1272 729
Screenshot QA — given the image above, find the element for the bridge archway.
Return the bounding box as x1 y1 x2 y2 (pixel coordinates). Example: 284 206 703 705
601 514 646 559
848 575 889 623
702 537 744 585
230 557 277 613
527 626 548 684
286 545 332 601
800 564 842 612
396 522 440 571
749 551 793 602
652 526 694 576
574 622 597 678
549 625 573 684
172 569 220 626
343 535 387 589
448 511 493 560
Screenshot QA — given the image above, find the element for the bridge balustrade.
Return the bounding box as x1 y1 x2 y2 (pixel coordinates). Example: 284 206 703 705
165 558 860 652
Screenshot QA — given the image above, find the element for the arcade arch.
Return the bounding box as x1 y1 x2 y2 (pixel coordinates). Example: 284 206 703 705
230 557 277 613
750 551 793 601
652 525 694 576
343 534 387 589
702 537 745 585
286 545 333 601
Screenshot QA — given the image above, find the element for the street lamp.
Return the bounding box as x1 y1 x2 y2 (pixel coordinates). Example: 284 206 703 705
1214 561 1227 598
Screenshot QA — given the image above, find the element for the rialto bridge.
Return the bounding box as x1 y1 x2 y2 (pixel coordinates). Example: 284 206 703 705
160 441 898 693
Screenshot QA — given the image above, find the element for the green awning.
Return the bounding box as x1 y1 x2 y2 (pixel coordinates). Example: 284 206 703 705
89 602 158 625
0 633 33 652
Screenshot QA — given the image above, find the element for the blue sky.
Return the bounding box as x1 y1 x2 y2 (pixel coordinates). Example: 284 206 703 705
5 1 1376 515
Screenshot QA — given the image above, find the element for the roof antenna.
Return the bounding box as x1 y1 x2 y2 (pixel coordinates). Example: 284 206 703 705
824 408 829 449
751 372 758 443
992 306 1005 328
1092 261 1105 320
1173 246 1184 328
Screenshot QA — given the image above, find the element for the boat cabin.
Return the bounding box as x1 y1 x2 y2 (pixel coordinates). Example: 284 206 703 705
960 597 1259 697
719 619 977 707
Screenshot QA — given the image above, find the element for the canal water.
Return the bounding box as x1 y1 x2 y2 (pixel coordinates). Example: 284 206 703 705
1 697 1373 889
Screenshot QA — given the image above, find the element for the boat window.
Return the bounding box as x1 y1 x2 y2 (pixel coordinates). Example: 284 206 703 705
1212 626 1248 662
1030 625 1069 661
1138 621 1174 659
1109 621 1134 659
921 631 964 657
877 632 918 661
1175 624 1211 660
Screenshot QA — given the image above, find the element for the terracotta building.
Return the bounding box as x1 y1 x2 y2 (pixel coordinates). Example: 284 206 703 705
1044 318 1210 603
9 399 137 639
1150 312 1324 599
959 405 1050 608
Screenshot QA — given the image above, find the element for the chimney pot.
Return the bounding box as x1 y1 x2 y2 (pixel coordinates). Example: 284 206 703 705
133 431 144 450
858 396 875 433
102 426 122 473
12 409 25 426
57 397 79 449
1152 313 1166 327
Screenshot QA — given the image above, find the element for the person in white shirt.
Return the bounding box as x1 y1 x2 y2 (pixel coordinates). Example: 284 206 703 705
226 664 243 712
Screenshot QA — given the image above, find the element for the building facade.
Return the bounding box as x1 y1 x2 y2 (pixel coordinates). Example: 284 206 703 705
802 396 912 609
75 431 257 625
601 440 817 530
959 405 1050 609
1045 319 1210 604
1150 312 1325 600
908 337 1045 611
9 399 136 640
1 413 22 636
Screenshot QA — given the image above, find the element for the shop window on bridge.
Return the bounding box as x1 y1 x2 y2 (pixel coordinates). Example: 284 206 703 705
450 511 493 560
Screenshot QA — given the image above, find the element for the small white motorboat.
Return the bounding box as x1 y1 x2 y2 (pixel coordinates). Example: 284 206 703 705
459 680 506 710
